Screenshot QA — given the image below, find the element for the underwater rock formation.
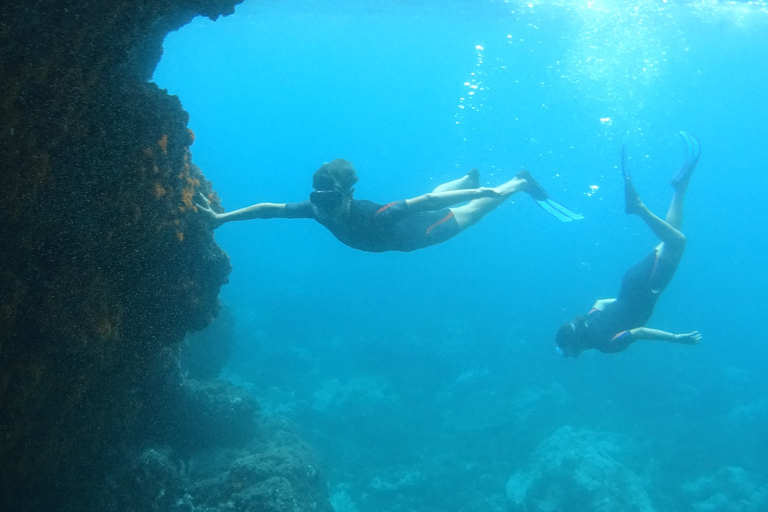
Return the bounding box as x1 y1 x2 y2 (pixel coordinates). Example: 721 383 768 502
180 305 236 379
682 466 768 512
0 1 246 509
95 373 334 512
505 426 654 512
101 431 334 512
132 351 261 453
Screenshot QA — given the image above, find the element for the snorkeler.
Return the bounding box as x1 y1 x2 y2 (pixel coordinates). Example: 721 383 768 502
197 159 582 253
555 133 703 357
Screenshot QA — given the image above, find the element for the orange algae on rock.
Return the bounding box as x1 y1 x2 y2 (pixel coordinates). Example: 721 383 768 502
179 163 201 210
157 134 168 154
153 182 166 199
0 1 240 509
181 179 197 206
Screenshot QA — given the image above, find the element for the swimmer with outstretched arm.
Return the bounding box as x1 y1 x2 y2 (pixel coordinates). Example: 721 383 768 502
198 160 582 253
555 133 702 357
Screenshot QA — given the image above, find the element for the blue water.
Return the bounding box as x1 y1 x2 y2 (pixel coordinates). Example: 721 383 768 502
154 1 768 510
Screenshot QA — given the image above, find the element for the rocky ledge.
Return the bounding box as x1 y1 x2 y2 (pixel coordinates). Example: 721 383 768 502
0 2 324 510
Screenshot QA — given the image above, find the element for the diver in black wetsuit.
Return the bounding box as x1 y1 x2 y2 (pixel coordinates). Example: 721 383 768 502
197 159 582 253
555 133 703 358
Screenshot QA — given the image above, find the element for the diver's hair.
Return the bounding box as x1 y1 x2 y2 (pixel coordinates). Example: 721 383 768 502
313 159 359 191
555 316 586 356
556 323 576 348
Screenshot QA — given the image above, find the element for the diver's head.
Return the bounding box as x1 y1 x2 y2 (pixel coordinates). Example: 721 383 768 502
555 317 585 358
310 159 357 218
312 159 358 192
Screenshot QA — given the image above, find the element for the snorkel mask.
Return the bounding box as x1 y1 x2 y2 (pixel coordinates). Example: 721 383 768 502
309 188 347 209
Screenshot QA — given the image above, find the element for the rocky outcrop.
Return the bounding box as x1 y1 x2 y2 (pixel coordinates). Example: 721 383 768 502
0 1 243 509
92 370 334 512
506 426 654 512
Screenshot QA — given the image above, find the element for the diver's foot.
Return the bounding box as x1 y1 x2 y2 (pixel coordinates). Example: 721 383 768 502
491 176 524 197
466 168 480 188
671 131 700 193
515 168 549 201
493 170 533 197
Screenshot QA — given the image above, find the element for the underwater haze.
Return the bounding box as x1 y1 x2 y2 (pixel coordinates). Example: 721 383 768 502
154 1 768 510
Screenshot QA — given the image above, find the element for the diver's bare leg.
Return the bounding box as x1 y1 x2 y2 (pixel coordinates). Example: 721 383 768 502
665 190 685 231
628 132 698 267
665 132 699 230
451 175 526 230
654 179 690 262
431 168 480 193
625 168 684 244
628 183 686 264
634 203 686 249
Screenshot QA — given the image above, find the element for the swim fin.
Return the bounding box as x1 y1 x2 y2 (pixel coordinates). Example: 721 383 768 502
621 143 643 214
671 131 700 188
621 143 630 182
536 197 585 222
517 168 584 222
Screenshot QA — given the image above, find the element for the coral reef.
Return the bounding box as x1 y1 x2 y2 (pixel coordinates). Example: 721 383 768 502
131 349 260 454
682 466 768 512
93 365 334 512
505 426 654 512
0 1 250 509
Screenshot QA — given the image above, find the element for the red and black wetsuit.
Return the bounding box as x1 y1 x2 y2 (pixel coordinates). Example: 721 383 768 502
579 250 679 353
283 199 460 252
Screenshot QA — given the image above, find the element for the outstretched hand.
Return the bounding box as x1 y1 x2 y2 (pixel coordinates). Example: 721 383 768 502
674 331 702 345
196 193 223 229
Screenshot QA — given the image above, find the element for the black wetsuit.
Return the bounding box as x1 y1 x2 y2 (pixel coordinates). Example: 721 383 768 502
283 199 461 252
580 250 678 353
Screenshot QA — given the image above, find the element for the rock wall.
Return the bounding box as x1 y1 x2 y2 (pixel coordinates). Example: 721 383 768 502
0 1 241 508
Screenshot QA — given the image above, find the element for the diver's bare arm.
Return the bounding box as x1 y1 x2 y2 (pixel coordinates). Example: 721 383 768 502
629 328 702 345
591 298 616 311
197 194 289 229
218 203 289 222
404 187 498 213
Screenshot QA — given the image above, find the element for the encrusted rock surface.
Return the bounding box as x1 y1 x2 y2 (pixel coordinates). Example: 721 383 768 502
506 426 654 512
94 372 334 512
0 1 248 509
